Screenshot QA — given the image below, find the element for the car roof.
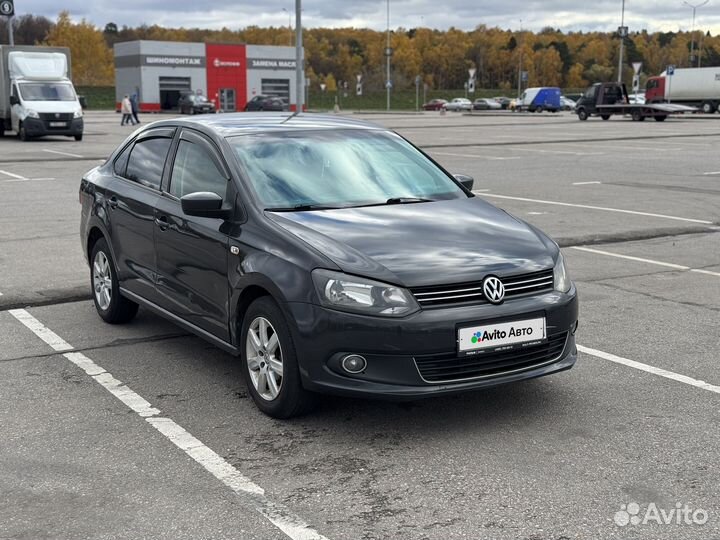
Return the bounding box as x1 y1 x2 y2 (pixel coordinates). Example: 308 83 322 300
147 113 386 137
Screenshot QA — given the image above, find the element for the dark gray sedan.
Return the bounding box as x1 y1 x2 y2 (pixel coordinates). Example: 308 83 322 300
79 114 578 417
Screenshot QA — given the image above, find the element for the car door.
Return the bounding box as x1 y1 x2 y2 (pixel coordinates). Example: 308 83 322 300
108 127 175 303
154 129 232 341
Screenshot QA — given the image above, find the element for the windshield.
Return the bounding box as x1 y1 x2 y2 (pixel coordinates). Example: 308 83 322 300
229 129 467 210
18 82 76 102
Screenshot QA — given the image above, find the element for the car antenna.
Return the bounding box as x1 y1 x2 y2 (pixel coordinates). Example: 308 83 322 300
281 110 301 124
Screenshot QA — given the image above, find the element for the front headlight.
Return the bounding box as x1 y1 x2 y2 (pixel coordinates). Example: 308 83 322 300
26 109 40 119
553 252 572 293
312 269 419 317
73 108 83 118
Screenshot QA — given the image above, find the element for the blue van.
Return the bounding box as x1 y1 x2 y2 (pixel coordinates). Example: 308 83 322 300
519 87 561 112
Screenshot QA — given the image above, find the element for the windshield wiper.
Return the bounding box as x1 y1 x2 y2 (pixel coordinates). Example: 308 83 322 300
384 197 434 204
265 204 344 212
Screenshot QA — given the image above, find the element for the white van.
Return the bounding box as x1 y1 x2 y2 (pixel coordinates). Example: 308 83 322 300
0 46 84 141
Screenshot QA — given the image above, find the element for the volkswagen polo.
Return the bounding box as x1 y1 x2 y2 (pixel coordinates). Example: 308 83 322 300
80 114 578 418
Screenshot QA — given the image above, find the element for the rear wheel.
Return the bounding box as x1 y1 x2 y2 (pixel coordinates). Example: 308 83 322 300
654 115 667 122
90 238 138 324
74 134 83 141
701 101 716 114
631 109 643 122
601 114 611 121
577 108 588 121
241 297 314 418
536 106 543 113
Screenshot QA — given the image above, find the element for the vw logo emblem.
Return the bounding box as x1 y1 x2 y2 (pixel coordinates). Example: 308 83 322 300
483 276 505 304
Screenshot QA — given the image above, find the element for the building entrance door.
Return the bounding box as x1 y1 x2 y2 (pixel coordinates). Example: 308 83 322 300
219 88 236 112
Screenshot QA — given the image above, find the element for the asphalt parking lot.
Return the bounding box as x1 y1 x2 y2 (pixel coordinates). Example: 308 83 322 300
1 110 719 540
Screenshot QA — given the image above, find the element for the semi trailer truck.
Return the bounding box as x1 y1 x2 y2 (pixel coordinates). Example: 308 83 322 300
645 66 720 114
0 46 84 141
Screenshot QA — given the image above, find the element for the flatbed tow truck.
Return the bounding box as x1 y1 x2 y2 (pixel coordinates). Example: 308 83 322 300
575 82 695 122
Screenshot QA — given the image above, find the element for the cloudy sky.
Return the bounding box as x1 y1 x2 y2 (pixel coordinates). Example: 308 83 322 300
23 0 720 34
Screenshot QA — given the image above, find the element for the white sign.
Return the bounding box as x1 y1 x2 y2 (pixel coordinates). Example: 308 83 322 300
320 83 326 92
213 58 241 68
458 317 546 355
632 62 642 74
468 68 477 79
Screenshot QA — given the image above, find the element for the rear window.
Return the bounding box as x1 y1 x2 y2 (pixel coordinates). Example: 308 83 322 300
113 144 132 177
125 138 172 190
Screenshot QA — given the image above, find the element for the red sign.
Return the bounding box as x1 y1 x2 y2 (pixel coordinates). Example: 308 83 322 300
205 43 247 111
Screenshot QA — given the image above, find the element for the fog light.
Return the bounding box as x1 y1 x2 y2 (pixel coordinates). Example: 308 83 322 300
341 354 367 374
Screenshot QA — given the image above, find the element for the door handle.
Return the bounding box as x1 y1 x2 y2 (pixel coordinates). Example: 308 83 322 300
108 196 119 209
154 216 169 231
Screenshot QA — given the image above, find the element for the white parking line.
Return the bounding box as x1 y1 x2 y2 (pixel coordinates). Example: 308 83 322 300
570 246 720 277
510 147 605 156
43 148 84 158
2 177 56 183
0 169 27 180
479 193 713 225
703 171 720 176
8 309 329 540
578 345 720 395
572 181 601 185
433 151 521 161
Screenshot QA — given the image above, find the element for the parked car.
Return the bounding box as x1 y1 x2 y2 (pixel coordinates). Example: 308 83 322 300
178 93 216 115
422 98 448 111
244 95 288 112
79 113 578 418
493 96 512 109
560 96 576 111
443 98 472 112
473 98 502 111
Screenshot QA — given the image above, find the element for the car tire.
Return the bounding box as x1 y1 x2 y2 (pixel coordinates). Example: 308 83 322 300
631 109 643 122
18 122 29 141
74 134 83 141
701 101 716 114
240 296 315 418
601 115 611 121
654 115 667 122
90 238 139 324
536 106 544 113
577 109 588 121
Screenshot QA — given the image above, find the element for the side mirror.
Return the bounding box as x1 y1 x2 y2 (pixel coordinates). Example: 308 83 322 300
181 191 231 219
453 174 474 191
9 95 20 106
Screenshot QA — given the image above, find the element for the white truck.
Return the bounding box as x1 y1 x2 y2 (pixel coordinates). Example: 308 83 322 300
0 46 84 141
645 66 720 114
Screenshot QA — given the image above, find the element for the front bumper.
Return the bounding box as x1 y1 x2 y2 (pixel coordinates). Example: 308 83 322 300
287 286 579 399
23 117 83 137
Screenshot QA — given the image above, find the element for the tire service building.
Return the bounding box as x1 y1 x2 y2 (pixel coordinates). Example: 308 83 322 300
114 40 302 112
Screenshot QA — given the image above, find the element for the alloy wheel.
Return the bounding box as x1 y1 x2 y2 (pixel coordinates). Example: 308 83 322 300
245 316 284 401
92 251 112 311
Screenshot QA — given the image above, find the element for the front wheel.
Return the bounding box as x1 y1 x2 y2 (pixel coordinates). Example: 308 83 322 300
18 123 29 141
90 238 138 324
241 297 314 418
536 106 544 113
577 109 588 121
74 134 83 141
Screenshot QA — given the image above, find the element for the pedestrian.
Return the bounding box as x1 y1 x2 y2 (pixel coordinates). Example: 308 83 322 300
121 95 135 126
130 93 141 124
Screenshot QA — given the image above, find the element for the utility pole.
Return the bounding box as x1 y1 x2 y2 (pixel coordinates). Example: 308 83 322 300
295 0 303 113
386 0 391 111
516 20 523 99
684 0 709 67
7 16 13 46
617 0 626 83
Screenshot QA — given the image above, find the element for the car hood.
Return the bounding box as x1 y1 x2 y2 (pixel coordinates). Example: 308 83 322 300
267 197 556 287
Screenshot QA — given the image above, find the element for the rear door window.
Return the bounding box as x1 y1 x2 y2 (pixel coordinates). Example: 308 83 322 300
125 137 172 190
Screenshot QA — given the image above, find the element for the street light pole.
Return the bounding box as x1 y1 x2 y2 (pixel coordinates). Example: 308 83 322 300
386 0 391 111
683 0 709 67
295 0 303 112
617 0 625 83
282 8 292 47
7 15 14 46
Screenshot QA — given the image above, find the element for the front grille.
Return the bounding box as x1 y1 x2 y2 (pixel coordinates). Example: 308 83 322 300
410 268 554 307
39 113 73 128
414 332 568 383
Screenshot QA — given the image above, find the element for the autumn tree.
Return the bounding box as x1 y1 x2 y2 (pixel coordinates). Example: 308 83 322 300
45 12 114 86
